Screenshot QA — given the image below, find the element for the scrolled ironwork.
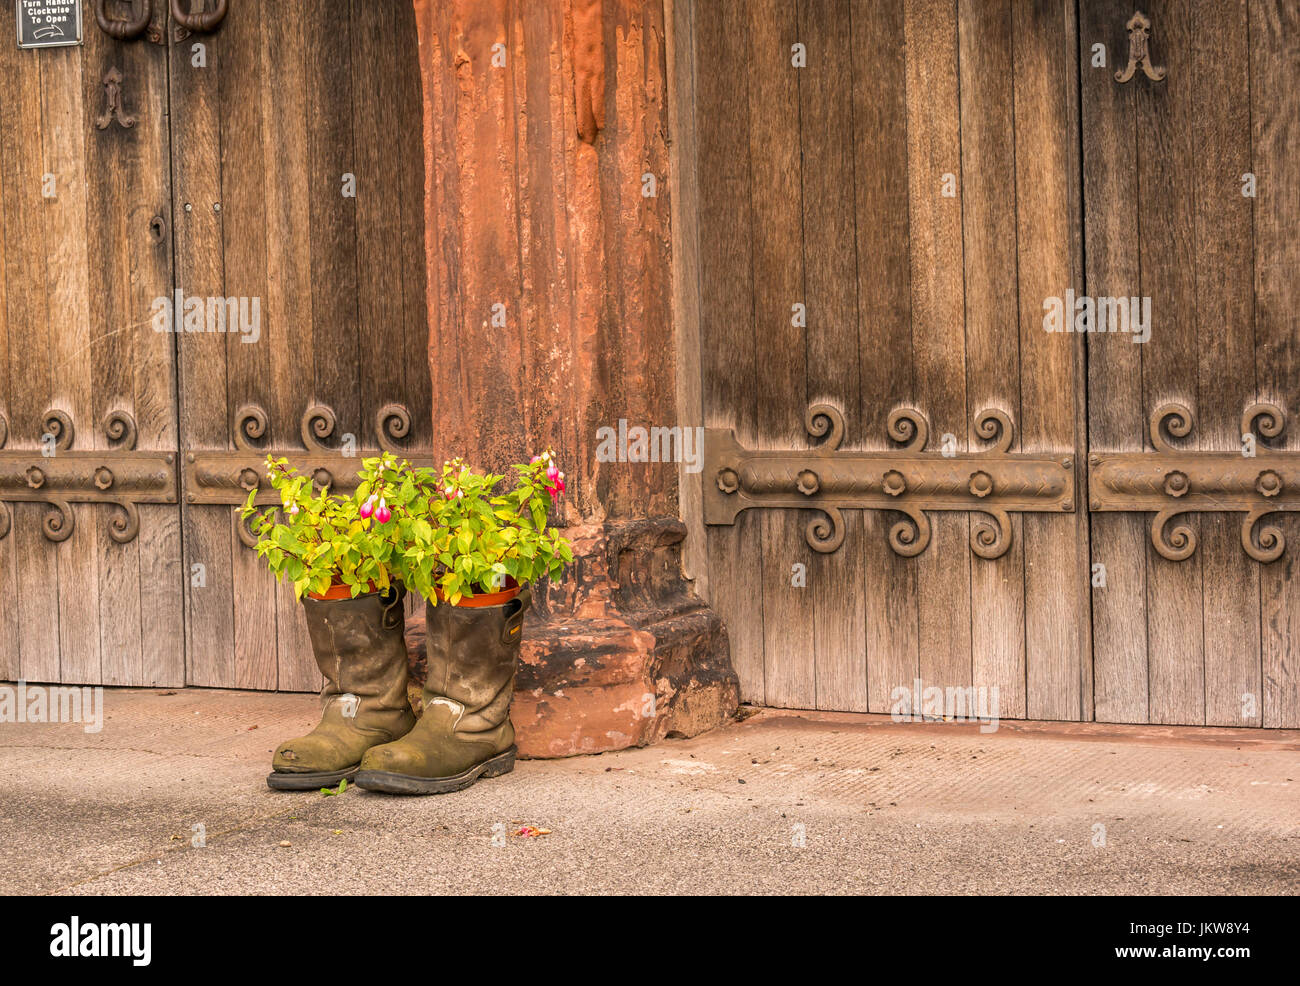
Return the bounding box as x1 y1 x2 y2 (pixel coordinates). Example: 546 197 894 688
234 404 269 452
1091 401 1300 562
703 405 1069 559
806 404 845 452
1242 508 1285 564
376 403 412 455
888 506 931 558
971 508 1012 560
43 499 76 543
1243 402 1285 443
805 507 845 554
104 409 138 449
887 407 928 453
1149 402 1192 453
1151 508 1196 561
1 410 175 544
301 404 338 453
43 409 75 451
973 408 1014 454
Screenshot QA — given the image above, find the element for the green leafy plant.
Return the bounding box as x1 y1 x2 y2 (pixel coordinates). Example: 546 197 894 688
241 450 574 607
240 453 430 600
399 451 574 605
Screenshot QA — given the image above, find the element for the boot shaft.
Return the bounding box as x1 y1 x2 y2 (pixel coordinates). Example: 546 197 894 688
424 584 531 734
302 585 411 712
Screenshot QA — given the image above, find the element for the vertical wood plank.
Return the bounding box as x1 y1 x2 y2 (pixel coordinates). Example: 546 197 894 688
850 0 919 715
1137 0 1204 724
1193 0 1260 726
904 0 971 700
172 3 235 688
263 0 318 691
1081 0 1148 723
42 41 100 685
696 0 764 703
1251 0 1300 727
798 0 866 712
220 0 278 690
958 0 1026 718
747 0 811 710
1014 0 1090 720
0 37 53 680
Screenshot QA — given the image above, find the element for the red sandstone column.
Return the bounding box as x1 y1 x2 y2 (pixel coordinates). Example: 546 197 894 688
409 0 737 756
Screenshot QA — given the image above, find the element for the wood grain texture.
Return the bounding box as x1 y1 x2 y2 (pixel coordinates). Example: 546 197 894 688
1193 0 1259 726
695 0 764 702
1081 0 1147 723
219 0 277 691
850 0 919 715
0 35 57 681
1014 0 1089 720
958 0 1026 718
171 4 235 689
1251 0 1300 727
798 0 866 712
905 0 972 699
1138 0 1204 725
748 0 813 710
43 42 101 685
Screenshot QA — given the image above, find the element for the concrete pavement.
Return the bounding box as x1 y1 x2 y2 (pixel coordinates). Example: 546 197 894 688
2 686 1297 894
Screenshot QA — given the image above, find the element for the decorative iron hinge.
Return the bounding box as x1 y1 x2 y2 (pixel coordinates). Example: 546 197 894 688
1089 403 1299 562
184 403 420 547
703 405 1075 558
0 410 176 544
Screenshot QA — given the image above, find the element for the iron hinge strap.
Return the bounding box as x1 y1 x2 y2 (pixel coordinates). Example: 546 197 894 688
1089 402 1297 562
703 404 1075 559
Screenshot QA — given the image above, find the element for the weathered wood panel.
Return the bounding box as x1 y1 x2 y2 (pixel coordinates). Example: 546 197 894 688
1082 0 1147 723
695 0 765 702
1252 0 1300 727
170 0 429 690
0 1 180 687
693 0 1087 719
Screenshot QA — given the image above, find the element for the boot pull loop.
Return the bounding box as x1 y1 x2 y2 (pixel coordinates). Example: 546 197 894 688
379 583 407 631
501 583 532 645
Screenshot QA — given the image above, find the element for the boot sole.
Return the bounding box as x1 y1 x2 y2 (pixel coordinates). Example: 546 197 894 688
266 766 359 791
353 747 516 795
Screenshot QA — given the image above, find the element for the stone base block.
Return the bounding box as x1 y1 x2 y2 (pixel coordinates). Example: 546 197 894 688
404 517 739 758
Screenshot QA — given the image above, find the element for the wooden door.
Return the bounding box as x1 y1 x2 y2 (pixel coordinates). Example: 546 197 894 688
691 0 1090 719
0 1 183 687
1083 0 1300 727
1 0 427 691
170 0 429 691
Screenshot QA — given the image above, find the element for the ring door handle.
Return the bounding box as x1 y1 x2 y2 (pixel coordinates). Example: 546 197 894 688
170 0 228 33
95 0 152 41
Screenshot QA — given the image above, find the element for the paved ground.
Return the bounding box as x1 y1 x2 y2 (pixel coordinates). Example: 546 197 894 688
1 686 1297 895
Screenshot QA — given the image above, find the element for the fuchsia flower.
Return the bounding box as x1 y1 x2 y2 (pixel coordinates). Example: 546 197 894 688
359 495 375 519
545 469 566 498
374 498 391 524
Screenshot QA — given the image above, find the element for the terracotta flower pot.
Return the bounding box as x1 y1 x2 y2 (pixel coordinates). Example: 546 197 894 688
308 580 380 601
436 576 520 608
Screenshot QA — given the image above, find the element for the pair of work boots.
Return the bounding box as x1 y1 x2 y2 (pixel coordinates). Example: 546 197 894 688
267 583 530 795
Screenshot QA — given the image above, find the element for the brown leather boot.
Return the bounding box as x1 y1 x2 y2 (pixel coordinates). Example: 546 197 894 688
355 585 531 794
267 585 416 790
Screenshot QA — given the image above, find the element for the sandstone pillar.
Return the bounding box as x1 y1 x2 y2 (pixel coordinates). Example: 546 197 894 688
408 0 738 757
